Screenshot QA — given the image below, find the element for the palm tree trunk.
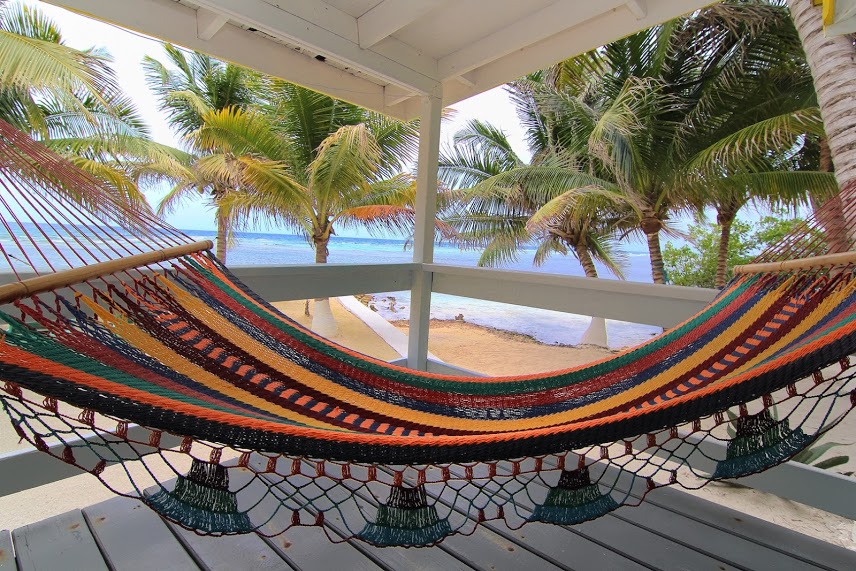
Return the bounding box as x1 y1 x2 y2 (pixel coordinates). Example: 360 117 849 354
788 0 856 190
646 231 666 284
810 137 851 254
215 208 228 263
573 242 608 346
311 235 337 336
574 243 599 279
715 216 733 289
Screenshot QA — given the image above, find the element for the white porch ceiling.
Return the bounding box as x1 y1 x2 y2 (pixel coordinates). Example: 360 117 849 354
43 0 715 119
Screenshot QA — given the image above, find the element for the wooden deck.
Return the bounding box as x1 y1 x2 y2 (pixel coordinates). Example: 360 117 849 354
4 482 856 571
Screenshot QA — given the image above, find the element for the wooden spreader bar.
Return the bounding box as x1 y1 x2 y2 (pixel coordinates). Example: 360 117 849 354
0 240 213 304
733 250 856 275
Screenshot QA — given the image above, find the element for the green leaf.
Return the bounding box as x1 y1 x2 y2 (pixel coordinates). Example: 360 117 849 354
813 456 850 471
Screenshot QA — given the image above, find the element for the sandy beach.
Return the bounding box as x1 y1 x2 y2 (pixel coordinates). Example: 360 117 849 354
1 298 854 549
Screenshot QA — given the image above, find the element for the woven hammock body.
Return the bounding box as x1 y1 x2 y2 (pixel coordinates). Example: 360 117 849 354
1 119 856 546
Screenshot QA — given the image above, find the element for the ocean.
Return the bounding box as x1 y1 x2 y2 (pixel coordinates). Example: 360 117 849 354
185 230 663 349
0 224 661 349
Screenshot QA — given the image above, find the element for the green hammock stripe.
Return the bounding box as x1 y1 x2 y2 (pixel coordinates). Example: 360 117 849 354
1 316 307 427
190 260 756 396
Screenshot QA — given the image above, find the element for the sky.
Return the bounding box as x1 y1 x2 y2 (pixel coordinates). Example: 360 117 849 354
33 0 532 236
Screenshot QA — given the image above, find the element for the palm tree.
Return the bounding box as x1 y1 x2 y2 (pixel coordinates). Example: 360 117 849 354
538 1 835 284
787 0 856 193
787 0 856 254
188 85 420 334
0 1 189 212
440 119 626 346
0 0 114 134
143 44 254 261
441 119 626 278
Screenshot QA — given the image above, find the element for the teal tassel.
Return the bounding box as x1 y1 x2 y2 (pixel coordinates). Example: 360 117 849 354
148 459 252 534
713 411 814 480
359 485 451 547
530 466 619 525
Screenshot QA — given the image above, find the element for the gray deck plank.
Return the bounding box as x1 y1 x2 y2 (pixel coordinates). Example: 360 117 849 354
440 526 564 571
499 520 649 570
164 520 288 571
0 530 16 571
82 496 200 571
12 510 108 571
610 496 826 571
438 465 734 571
576 514 739 571
266 526 382 571
643 486 856 571
267 523 471 571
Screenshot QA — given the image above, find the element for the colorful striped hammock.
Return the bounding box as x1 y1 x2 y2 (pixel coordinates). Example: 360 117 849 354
1 119 855 547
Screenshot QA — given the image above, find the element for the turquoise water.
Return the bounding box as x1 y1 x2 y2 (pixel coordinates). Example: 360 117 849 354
185 230 662 349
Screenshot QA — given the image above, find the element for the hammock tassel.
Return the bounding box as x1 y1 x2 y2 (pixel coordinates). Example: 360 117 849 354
147 459 252 534
358 484 451 547
712 410 814 480
529 466 619 525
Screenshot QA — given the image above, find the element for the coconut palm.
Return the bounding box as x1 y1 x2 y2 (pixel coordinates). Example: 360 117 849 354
440 119 626 346
787 0 856 253
143 44 254 261
536 0 836 284
787 0 856 192
0 1 189 212
0 0 114 134
187 85 420 334
441 119 626 278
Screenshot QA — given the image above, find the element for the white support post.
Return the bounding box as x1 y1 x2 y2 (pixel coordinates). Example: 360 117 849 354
407 93 443 370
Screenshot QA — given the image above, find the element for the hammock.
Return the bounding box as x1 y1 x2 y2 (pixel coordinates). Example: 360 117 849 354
1 119 856 547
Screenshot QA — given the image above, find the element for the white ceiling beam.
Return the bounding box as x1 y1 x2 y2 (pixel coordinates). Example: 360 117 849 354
190 0 439 94
452 72 477 88
357 0 446 49
442 0 713 108
437 0 626 80
42 0 411 118
625 0 648 19
196 7 228 41
383 85 414 107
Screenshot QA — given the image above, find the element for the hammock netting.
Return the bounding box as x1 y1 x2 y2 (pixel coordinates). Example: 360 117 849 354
2 118 856 547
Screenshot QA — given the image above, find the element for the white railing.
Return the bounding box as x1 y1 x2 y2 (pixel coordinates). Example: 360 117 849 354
1 262 855 522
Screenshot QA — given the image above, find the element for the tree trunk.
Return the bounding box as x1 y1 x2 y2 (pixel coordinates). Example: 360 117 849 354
788 0 856 190
573 243 608 347
215 208 228 263
646 231 666 284
810 137 852 254
715 215 733 289
310 234 337 336
573 243 599 279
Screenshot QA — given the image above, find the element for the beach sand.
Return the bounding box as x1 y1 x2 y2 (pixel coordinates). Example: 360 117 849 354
1 299 854 549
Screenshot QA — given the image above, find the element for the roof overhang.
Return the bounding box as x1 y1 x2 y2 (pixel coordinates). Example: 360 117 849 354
43 0 715 119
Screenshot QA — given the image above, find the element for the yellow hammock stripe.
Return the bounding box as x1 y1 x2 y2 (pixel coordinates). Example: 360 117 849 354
158 276 794 432
79 294 341 431
717 278 856 382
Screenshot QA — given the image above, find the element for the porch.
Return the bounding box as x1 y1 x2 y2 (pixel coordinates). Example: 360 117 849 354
2 0 855 567
2 263 856 568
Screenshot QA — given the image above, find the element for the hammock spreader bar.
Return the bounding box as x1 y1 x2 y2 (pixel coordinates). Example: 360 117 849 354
1 118 856 547
733 250 856 274
0 240 213 304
